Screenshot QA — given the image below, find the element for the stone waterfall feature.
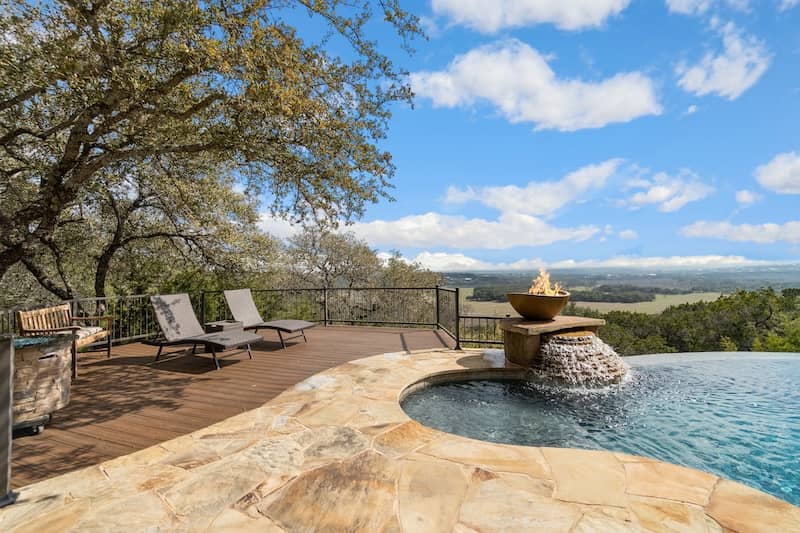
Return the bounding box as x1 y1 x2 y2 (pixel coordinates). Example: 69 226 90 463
499 317 629 387
532 332 629 386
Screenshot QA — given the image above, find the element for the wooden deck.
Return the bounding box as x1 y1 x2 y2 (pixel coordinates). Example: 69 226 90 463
11 325 454 488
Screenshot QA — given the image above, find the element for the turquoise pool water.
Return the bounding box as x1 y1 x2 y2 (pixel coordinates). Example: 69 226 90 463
402 353 800 505
12 336 61 348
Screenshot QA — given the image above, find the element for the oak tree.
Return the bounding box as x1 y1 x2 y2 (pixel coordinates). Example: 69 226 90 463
0 0 421 281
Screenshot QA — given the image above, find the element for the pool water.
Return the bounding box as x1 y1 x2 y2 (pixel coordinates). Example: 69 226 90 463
401 353 800 505
13 336 62 348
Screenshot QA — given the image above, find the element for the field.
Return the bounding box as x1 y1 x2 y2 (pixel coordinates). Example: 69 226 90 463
460 288 723 316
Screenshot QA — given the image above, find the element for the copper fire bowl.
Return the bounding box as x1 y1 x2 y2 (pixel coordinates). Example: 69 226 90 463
506 291 571 321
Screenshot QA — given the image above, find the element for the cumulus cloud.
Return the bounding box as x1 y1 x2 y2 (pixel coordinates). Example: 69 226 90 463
552 254 768 268
445 159 622 216
666 0 750 15
666 0 714 14
676 21 770 100
258 214 300 240
411 252 535 271
755 151 800 194
735 189 761 205
684 104 699 115
681 220 800 243
622 170 714 212
618 229 639 239
411 40 661 132
410 252 770 271
431 0 630 32
350 212 598 249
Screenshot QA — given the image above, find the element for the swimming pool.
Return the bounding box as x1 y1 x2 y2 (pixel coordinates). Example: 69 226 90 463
402 353 800 505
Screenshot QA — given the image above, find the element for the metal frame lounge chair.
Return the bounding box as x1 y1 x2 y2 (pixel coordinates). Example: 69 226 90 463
147 293 261 370
223 289 316 349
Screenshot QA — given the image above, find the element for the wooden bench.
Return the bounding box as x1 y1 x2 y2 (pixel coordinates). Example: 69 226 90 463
17 304 112 379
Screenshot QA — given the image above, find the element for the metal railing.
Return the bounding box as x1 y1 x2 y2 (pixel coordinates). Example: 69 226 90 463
459 315 505 346
0 287 503 346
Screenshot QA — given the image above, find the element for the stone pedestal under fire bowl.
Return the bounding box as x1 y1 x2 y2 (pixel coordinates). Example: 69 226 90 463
507 291 570 321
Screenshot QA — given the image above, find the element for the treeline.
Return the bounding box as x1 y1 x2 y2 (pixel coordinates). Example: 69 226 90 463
0 227 441 310
565 288 800 355
470 284 688 304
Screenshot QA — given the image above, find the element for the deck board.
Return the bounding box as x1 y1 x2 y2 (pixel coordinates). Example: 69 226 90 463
11 325 454 488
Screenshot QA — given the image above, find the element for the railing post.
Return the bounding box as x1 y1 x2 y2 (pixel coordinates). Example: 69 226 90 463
323 288 329 326
454 287 461 350
435 286 440 329
200 291 206 324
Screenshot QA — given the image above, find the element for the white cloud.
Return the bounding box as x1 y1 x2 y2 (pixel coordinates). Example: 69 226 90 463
410 251 771 271
618 229 638 239
780 0 800 11
681 220 800 243
431 0 630 32
684 104 699 115
666 0 750 15
676 21 770 100
445 159 622 216
443 185 477 204
623 170 714 212
411 40 661 132
735 189 761 205
350 212 598 249
552 255 768 268
755 151 800 194
258 214 300 240
666 0 713 14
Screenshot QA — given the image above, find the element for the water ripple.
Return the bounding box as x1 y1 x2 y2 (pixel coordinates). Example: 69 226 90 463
402 356 800 505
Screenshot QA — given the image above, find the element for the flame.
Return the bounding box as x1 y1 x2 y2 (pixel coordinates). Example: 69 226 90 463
528 268 564 296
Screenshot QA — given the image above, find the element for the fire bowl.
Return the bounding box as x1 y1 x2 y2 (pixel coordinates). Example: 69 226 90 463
507 291 570 321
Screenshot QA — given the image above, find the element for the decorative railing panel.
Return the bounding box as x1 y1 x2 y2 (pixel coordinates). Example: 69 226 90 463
436 287 458 344
0 288 509 346
459 315 505 346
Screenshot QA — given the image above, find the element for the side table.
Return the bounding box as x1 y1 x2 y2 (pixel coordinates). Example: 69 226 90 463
204 320 244 333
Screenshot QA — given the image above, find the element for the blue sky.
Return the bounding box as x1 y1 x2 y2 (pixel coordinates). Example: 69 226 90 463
263 0 800 271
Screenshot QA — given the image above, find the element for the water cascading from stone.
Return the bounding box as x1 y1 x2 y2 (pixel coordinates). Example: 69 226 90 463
530 333 629 387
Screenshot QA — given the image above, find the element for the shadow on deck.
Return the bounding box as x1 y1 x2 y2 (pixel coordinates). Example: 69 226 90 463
11 325 454 488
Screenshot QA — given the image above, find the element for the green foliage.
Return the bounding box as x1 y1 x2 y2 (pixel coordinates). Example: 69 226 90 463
0 0 422 280
719 336 738 351
566 288 800 356
285 229 440 289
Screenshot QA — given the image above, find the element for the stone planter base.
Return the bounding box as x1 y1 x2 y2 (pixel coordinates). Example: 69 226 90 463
13 336 73 430
499 316 605 367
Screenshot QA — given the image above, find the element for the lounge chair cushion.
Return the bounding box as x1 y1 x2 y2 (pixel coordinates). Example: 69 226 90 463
254 319 315 333
150 294 206 341
223 289 264 329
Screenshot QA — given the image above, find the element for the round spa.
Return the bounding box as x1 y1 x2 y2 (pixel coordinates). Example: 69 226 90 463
401 352 800 506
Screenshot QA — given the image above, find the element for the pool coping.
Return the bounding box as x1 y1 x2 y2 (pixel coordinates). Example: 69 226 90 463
1 348 798 531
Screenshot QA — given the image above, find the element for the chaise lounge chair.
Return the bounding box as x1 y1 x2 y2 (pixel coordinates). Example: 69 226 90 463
223 288 316 349
147 293 261 370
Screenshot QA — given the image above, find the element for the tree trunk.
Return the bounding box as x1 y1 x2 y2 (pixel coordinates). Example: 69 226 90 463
94 244 119 299
0 246 25 282
20 256 74 301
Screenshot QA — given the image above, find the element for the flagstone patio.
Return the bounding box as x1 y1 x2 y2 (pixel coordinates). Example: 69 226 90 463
2 348 798 532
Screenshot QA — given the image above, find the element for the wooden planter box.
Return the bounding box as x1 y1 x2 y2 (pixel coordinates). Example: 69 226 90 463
13 336 73 430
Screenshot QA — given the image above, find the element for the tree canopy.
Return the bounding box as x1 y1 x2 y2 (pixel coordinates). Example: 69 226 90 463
0 0 422 286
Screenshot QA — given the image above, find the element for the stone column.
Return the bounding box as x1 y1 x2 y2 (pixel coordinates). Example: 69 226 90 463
499 316 605 367
0 337 15 507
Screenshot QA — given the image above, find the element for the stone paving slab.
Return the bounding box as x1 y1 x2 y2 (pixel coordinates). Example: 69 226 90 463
1 348 799 532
